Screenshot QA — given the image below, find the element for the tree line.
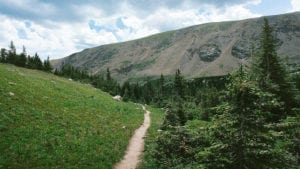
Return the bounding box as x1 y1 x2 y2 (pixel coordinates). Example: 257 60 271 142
54 65 121 96
0 42 228 106
141 18 300 169
0 41 52 72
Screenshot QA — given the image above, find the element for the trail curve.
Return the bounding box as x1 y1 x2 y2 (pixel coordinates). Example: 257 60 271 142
114 106 151 169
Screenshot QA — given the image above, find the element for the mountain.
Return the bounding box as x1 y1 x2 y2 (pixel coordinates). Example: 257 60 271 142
0 63 147 168
52 12 300 82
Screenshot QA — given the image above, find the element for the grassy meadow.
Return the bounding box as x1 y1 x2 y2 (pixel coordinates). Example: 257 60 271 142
0 63 144 169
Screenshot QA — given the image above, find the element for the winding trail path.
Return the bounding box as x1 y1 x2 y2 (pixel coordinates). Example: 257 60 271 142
114 106 151 169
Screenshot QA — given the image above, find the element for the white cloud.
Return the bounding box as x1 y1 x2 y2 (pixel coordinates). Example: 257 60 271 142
0 14 118 60
204 4 261 22
0 1 261 60
291 0 300 11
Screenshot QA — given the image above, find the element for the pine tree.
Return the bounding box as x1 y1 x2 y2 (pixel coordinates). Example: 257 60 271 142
174 69 184 99
26 55 35 69
0 48 7 63
177 102 186 125
121 81 131 101
33 53 43 70
133 82 141 101
7 41 16 64
43 56 53 72
16 45 27 67
159 74 165 99
198 67 297 169
106 68 111 81
161 104 180 129
251 18 296 119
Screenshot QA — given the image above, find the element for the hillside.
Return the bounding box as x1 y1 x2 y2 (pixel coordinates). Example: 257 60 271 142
52 12 300 82
0 64 145 168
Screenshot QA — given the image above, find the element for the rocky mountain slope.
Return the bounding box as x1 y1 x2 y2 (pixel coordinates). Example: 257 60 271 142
52 12 300 82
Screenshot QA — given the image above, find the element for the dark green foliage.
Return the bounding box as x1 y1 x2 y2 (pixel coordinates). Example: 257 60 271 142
195 87 222 120
0 48 7 63
196 68 297 169
251 18 296 119
43 56 53 72
7 41 16 64
149 65 299 169
161 101 187 129
55 64 90 81
15 46 26 67
0 41 53 72
159 74 165 97
17 53 27 67
145 78 154 103
33 53 43 70
121 81 131 101
174 69 184 98
149 120 212 169
117 71 227 108
54 64 120 96
133 82 142 100
145 19 299 168
106 68 111 81
153 127 194 168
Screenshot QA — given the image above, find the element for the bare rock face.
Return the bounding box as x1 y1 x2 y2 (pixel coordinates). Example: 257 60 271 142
52 12 300 82
231 40 253 59
198 44 221 62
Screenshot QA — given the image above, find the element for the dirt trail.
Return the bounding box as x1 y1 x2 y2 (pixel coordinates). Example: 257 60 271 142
114 106 151 169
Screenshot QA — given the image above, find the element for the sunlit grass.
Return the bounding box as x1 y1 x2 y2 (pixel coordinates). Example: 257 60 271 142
0 63 144 169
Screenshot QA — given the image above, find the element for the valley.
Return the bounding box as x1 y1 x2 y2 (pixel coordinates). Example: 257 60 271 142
0 8 299 169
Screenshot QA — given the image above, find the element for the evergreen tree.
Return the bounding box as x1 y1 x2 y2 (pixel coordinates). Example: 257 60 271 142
144 78 154 104
0 48 7 63
161 104 180 129
174 69 184 99
197 67 297 169
54 68 60 75
7 41 16 64
133 82 141 101
32 53 43 70
43 56 53 72
106 68 111 81
116 84 121 95
177 101 186 126
251 18 296 119
121 81 131 101
26 55 35 69
16 46 27 67
159 74 165 99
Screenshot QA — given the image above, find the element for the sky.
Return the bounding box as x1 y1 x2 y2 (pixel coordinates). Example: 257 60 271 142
0 0 299 60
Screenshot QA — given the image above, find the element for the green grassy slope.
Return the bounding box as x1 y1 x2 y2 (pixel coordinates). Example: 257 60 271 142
0 64 144 169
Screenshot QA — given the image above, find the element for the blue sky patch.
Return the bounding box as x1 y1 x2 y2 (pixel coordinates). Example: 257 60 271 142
247 0 292 15
17 28 28 39
89 20 114 32
116 17 127 29
24 21 31 28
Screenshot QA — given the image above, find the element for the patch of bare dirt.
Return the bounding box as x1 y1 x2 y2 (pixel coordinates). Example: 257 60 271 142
114 106 151 169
